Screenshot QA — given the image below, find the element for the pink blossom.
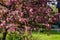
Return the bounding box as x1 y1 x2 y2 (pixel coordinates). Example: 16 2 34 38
48 18 52 22
25 26 31 30
29 8 33 12
0 21 6 28
19 18 28 24
5 0 12 6
11 0 17 2
8 28 15 33
45 23 51 29
34 28 37 31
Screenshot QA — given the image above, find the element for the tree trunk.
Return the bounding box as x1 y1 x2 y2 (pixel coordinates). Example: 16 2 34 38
2 29 7 40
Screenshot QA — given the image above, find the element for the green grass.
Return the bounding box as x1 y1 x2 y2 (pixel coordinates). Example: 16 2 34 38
0 30 60 40
32 32 60 40
0 31 60 40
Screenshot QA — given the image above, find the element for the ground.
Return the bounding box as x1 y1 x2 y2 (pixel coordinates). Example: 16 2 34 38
32 33 60 40
0 30 60 40
32 30 60 40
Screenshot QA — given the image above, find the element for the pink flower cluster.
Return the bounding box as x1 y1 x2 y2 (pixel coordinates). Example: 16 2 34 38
0 0 58 32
